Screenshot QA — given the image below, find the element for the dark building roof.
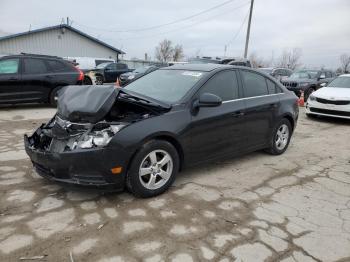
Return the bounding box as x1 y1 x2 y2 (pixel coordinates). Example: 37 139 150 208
0 24 125 54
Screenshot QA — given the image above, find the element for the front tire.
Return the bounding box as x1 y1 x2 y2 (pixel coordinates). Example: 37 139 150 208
126 140 179 198
265 119 292 155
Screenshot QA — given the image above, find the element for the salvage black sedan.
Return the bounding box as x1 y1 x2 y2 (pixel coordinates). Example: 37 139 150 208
25 64 299 197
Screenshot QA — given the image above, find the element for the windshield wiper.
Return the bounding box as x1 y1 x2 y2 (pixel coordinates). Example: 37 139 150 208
118 90 170 109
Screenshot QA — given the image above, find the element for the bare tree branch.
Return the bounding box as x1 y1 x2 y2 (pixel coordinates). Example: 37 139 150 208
340 53 350 73
249 52 271 68
172 44 184 62
275 48 302 70
155 39 174 62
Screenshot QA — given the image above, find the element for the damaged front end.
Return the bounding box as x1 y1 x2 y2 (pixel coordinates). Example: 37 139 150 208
24 85 168 188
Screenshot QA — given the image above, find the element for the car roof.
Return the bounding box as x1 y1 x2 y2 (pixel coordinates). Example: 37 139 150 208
339 74 350 77
163 63 235 72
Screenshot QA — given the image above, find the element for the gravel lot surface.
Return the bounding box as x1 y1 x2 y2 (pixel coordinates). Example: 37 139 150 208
0 105 349 262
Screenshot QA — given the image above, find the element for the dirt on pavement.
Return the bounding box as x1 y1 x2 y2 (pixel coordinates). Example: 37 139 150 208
0 106 349 262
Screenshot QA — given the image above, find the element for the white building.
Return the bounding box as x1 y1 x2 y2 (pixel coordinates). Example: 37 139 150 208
0 24 124 60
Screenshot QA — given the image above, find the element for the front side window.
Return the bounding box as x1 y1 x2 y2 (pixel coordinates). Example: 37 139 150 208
198 70 238 101
107 63 117 70
124 69 206 103
0 59 19 74
24 58 48 74
241 70 268 97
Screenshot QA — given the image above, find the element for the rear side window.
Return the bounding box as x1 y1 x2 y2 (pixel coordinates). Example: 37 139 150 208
47 60 69 72
23 58 48 74
241 70 268 97
199 70 238 101
0 59 19 74
117 63 127 69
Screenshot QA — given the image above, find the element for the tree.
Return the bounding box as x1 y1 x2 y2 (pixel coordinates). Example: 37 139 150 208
172 44 184 62
275 48 302 70
155 39 174 62
340 53 350 73
249 52 271 68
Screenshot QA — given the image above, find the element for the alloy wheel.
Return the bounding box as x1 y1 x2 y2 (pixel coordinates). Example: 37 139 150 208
275 124 289 150
139 150 173 190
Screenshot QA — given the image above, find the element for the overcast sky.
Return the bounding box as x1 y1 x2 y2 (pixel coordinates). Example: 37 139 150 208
1 0 349 68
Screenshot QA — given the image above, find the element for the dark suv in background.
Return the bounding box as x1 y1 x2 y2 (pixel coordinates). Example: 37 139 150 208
0 53 83 106
91 62 133 84
281 69 336 101
259 67 293 81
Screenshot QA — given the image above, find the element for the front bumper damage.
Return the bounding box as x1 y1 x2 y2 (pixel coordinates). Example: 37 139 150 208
24 125 128 190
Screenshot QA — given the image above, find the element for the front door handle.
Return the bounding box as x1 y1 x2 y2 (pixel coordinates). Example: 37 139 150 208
270 103 278 108
9 77 18 81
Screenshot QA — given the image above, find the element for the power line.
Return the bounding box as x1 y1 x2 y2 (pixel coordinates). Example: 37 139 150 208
77 2 250 42
226 9 250 47
73 0 240 33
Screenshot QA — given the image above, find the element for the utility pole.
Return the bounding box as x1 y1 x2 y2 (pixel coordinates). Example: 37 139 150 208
244 0 254 58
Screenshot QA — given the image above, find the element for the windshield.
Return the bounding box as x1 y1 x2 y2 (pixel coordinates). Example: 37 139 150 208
96 62 112 69
327 76 350 88
124 69 206 103
189 58 220 64
290 70 318 79
134 66 151 74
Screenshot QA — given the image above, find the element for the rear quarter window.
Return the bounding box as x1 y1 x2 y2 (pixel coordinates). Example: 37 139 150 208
47 60 71 72
241 70 269 97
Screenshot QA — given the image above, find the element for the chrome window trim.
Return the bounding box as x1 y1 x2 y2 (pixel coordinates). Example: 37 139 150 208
222 93 281 104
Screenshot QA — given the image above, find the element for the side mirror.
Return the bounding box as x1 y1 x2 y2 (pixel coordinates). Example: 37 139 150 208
319 74 326 80
194 93 222 108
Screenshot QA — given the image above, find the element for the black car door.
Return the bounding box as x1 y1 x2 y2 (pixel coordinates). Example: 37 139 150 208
239 70 280 150
0 57 22 103
104 63 117 83
188 70 246 163
21 58 53 102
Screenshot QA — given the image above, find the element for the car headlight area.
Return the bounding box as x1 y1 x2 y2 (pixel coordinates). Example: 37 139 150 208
75 124 125 149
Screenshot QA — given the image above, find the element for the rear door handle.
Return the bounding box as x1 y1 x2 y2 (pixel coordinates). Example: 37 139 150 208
9 77 18 81
270 103 278 108
233 111 245 117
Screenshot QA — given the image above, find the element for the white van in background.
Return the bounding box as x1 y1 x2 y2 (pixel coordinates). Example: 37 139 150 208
65 57 115 70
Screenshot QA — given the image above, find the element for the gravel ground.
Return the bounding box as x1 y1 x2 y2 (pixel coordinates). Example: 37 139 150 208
0 105 349 262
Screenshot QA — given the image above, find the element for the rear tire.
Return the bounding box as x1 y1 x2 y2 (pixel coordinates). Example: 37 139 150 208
265 119 292 155
83 76 92 85
126 140 179 198
95 75 104 85
49 86 62 107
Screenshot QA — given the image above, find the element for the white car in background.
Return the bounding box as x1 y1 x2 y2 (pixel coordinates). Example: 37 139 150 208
306 74 350 119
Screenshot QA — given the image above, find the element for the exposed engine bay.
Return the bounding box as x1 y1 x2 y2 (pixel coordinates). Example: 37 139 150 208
27 85 167 153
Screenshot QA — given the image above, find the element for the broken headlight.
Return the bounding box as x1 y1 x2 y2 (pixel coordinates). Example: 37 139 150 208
75 124 125 149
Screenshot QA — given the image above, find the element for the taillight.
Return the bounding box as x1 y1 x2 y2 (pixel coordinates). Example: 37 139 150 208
75 66 84 81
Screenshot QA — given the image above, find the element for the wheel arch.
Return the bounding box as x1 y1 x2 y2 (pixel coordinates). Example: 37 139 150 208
281 113 295 131
126 133 185 175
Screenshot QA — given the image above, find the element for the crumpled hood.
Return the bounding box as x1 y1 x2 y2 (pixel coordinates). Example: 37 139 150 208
314 87 350 100
57 85 118 123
